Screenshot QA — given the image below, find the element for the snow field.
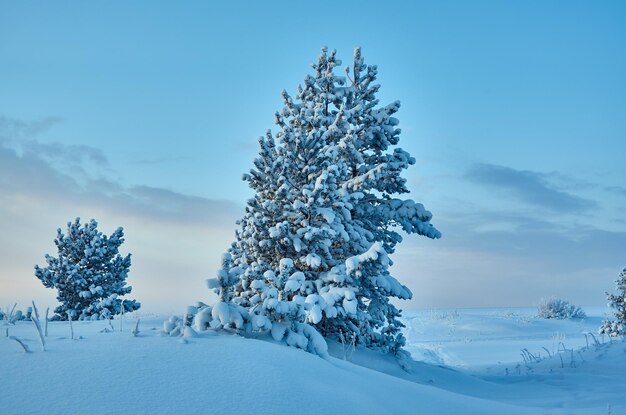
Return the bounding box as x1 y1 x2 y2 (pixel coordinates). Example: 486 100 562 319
2 308 626 414
1 316 534 415
402 307 606 368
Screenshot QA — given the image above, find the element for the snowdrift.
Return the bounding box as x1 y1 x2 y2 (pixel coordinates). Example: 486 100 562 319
2 309 626 414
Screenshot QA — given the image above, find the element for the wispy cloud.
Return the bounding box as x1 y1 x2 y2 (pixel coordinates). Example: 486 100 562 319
395 204 626 308
606 185 626 197
28 140 109 167
0 116 109 178
0 116 240 227
117 185 239 225
0 116 63 141
465 163 596 213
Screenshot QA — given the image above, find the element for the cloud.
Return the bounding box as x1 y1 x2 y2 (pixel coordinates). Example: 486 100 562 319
393 166 625 308
394 206 626 308
465 163 596 213
432 206 622 266
0 116 63 141
116 186 239 226
0 116 241 227
606 185 626 197
0 115 109 180
0 146 240 227
27 140 109 168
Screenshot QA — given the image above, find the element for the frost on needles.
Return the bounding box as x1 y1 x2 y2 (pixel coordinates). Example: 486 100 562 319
34 218 140 320
193 47 440 357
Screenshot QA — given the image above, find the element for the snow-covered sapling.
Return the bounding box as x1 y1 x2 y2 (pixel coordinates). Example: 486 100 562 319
34 218 141 320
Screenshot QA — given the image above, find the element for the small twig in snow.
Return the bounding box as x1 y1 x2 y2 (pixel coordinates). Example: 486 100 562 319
588 332 601 348
9 336 30 353
31 301 41 322
31 314 46 351
67 311 74 340
132 319 140 337
44 308 49 337
6 303 17 325
106 315 115 332
120 299 124 332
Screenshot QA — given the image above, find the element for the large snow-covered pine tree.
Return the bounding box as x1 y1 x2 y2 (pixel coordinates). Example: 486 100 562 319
600 267 626 337
194 48 440 357
35 218 140 320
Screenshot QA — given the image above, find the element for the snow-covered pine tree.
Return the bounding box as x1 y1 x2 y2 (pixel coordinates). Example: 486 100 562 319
196 48 440 357
600 267 626 337
35 218 140 320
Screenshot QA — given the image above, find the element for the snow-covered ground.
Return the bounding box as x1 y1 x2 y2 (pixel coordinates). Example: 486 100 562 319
403 307 607 369
401 307 626 414
1 308 625 414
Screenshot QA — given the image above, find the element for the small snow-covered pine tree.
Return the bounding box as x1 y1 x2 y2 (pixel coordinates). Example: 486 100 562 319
197 48 440 357
35 218 140 320
600 267 626 337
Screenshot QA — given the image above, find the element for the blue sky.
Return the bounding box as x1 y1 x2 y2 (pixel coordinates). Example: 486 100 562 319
1 1 625 313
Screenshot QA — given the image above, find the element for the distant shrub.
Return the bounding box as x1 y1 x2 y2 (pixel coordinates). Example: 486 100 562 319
537 297 586 320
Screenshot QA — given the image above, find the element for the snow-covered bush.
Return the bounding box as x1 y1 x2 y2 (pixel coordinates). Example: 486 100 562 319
34 218 140 320
600 267 626 337
537 297 586 320
195 48 440 357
